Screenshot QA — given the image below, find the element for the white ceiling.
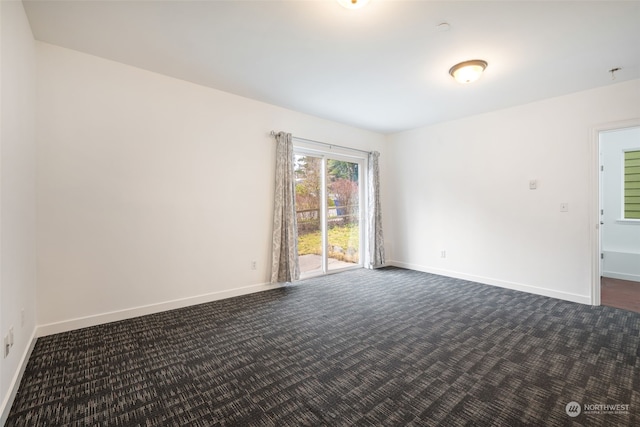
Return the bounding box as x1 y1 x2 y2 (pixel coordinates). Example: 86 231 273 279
23 0 640 134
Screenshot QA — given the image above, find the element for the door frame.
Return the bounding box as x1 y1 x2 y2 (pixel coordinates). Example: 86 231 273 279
590 118 640 306
293 145 366 278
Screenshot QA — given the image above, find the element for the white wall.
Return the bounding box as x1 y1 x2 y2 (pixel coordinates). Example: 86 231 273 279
36 42 387 333
601 126 640 282
0 0 38 421
386 79 640 304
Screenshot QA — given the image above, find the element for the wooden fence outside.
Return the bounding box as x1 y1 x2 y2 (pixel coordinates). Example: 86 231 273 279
297 205 359 233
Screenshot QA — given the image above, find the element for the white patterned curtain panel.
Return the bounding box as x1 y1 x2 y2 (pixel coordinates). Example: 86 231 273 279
270 132 300 283
367 151 385 268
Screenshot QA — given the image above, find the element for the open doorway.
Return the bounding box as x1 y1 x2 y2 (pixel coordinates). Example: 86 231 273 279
598 125 640 312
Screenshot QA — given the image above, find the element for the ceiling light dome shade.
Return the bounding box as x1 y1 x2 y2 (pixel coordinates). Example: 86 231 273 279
449 60 488 84
337 0 371 9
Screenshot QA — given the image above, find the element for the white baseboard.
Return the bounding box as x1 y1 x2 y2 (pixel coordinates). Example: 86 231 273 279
37 281 283 337
603 271 640 283
602 251 640 282
0 329 37 426
388 260 591 305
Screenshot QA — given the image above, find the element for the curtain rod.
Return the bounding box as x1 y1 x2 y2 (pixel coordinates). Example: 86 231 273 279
269 131 371 155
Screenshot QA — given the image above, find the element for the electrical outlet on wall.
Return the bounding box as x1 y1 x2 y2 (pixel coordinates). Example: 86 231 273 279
251 260 257 270
4 334 10 358
3 326 16 358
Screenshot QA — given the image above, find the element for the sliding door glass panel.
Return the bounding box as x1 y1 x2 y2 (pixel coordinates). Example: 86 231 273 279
326 159 360 271
295 154 323 276
295 150 363 277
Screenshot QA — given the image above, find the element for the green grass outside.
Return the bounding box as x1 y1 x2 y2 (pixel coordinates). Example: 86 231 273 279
298 223 360 262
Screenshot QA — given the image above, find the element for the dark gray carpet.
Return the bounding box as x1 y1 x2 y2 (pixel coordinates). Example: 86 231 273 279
6 267 640 426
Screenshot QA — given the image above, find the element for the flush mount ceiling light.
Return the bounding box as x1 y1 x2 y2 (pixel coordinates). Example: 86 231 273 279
337 0 371 9
449 60 488 84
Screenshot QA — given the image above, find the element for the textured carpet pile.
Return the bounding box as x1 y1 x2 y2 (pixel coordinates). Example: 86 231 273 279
6 267 640 426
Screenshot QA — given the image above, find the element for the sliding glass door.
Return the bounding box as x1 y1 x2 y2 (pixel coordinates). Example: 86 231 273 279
294 151 363 277
295 154 324 276
326 157 361 272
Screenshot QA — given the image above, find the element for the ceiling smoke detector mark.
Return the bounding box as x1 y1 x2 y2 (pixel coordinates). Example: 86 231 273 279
436 22 451 32
609 67 621 80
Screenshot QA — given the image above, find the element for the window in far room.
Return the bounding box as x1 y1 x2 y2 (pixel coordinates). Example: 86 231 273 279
624 150 640 219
